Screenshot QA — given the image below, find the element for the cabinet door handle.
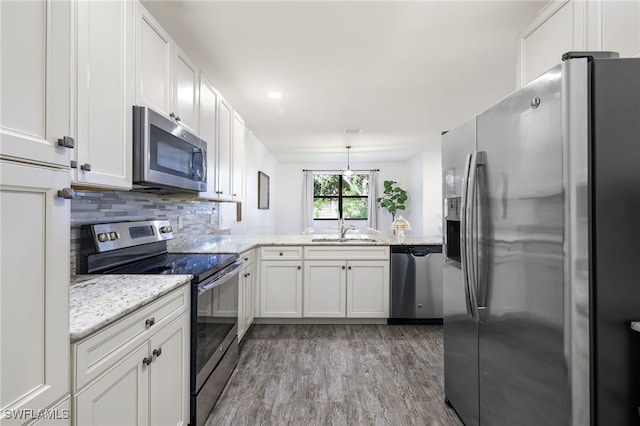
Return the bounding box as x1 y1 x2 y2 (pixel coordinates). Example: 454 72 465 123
279 252 283 256
145 317 155 327
80 163 92 172
70 160 78 169
175 116 181 122
342 266 346 270
169 112 176 119
153 347 162 358
243 257 249 261
297 266 301 270
57 136 75 149
247 272 251 277
348 266 352 270
57 188 75 199
142 357 153 366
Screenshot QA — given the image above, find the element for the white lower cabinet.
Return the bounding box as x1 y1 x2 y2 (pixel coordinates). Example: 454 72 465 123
238 249 255 341
260 261 303 318
72 286 190 426
257 245 390 320
303 261 347 317
303 259 390 318
346 260 390 318
75 342 150 426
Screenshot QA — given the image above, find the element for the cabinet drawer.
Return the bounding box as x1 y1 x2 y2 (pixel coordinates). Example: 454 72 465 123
304 245 390 260
260 246 303 260
72 285 189 391
239 248 255 265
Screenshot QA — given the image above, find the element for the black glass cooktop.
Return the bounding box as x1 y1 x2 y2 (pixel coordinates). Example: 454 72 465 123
108 252 237 282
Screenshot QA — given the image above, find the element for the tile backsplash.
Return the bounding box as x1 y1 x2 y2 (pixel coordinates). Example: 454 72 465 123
70 190 226 273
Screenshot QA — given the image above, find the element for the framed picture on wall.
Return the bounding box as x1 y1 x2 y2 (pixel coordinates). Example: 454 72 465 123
258 171 270 209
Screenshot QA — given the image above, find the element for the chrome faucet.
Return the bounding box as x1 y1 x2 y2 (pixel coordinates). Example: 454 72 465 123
339 218 356 238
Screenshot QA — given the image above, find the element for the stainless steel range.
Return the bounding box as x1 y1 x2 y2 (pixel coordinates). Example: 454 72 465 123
79 220 240 426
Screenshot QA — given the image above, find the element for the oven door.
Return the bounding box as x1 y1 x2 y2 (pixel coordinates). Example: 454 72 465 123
192 261 241 393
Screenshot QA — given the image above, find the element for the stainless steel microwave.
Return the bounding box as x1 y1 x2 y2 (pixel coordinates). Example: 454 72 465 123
133 106 207 193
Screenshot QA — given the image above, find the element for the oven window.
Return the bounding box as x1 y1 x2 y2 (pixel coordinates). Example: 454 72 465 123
195 274 238 377
149 125 194 179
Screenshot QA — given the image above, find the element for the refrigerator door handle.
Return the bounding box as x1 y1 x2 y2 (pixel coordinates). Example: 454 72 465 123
460 152 474 317
474 151 488 319
466 151 481 320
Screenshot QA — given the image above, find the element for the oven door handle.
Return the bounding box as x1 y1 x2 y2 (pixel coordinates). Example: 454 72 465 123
197 261 242 295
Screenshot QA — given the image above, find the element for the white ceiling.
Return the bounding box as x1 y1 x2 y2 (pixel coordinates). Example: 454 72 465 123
142 0 545 163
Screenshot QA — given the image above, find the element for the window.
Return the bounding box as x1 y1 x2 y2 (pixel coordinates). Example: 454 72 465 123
313 173 369 220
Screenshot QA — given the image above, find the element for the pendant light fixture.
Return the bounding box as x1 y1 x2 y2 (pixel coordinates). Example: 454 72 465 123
343 146 355 177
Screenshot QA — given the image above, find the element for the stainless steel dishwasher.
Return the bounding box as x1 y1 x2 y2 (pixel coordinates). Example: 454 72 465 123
388 245 443 324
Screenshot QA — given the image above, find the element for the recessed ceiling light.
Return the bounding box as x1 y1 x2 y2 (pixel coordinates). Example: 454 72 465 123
266 91 282 99
344 128 362 134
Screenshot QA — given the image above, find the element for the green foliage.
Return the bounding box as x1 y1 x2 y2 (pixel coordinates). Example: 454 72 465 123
376 180 408 218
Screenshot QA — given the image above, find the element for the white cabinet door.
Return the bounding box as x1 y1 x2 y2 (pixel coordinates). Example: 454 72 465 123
231 111 245 200
135 2 173 116
0 0 73 167
149 313 190 426
599 0 640 58
244 265 255 330
519 0 577 85
346 260 390 318
30 397 71 426
74 343 150 426
303 261 347 317
260 261 303 317
198 77 219 200
173 46 199 134
0 161 70 425
216 98 233 200
75 0 133 189
238 260 255 342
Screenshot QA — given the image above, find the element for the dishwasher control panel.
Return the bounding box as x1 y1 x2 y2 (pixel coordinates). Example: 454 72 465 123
390 245 442 256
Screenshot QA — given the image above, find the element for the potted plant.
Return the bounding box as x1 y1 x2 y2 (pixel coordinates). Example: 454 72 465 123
376 180 408 221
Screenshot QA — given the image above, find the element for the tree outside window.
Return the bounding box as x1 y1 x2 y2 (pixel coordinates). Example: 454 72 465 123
313 174 369 220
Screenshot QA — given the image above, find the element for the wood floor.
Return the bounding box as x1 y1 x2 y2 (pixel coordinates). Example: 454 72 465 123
206 324 463 425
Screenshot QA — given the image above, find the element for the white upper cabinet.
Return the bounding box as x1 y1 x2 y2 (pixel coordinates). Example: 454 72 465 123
216 98 233 200
135 2 199 134
0 0 73 168
518 0 640 86
596 0 640 58
173 45 199 134
198 76 219 200
231 111 245 201
75 0 134 189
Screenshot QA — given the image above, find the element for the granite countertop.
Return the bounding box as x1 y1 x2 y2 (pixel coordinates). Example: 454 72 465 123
69 274 192 342
172 234 443 254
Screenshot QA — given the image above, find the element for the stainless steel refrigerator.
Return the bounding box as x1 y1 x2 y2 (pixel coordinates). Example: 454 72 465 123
442 52 640 426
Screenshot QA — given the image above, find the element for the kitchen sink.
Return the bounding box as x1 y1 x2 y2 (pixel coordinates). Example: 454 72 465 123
311 237 378 243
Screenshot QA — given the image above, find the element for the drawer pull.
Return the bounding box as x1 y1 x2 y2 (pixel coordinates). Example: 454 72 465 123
153 347 162 358
142 357 152 366
279 252 283 256
145 317 155 327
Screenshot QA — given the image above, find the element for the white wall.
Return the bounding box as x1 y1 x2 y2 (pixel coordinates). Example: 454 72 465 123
403 150 443 241
222 129 278 235
273 160 414 236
